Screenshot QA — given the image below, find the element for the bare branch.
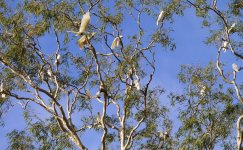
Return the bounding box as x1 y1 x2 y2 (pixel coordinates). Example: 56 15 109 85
124 117 145 149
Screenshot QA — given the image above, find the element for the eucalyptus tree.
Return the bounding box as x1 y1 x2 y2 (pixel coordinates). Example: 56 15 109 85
0 0 182 149
183 0 243 149
171 63 243 149
1 0 242 149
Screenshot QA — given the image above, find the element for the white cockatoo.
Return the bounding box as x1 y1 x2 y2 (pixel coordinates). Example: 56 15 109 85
47 69 52 77
0 81 6 98
200 85 206 96
232 63 239 72
76 12 91 36
158 131 169 140
228 23 236 33
96 112 101 124
156 10 164 26
78 32 96 49
133 69 142 92
134 78 141 91
96 112 102 128
54 54 61 65
38 69 43 79
57 54 61 62
231 23 236 28
111 35 123 49
222 40 228 52
1 93 6 98
39 70 45 80
0 82 3 92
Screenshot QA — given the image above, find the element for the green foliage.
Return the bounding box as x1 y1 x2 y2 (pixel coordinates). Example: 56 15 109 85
7 130 35 150
230 0 243 15
8 111 74 150
171 63 241 149
0 0 241 149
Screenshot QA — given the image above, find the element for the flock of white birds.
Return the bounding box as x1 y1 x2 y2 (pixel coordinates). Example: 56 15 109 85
74 10 165 50
0 10 240 99
222 23 240 73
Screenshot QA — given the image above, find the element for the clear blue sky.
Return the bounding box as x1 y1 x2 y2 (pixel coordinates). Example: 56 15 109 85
0 1 241 149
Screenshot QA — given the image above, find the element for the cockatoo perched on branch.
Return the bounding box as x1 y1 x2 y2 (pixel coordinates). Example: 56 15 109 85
159 131 169 139
158 131 169 148
156 10 164 26
228 23 236 33
0 81 6 98
134 78 141 91
78 32 96 49
232 63 239 72
222 40 228 52
96 112 101 124
68 12 90 36
47 69 52 77
77 12 90 36
200 85 206 96
134 71 141 91
111 36 123 49
38 69 45 80
54 54 61 66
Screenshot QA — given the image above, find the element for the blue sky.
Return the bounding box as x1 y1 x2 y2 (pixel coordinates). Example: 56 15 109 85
0 1 242 149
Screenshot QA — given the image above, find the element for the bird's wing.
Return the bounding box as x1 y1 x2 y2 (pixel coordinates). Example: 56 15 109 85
78 12 91 34
87 32 97 40
78 36 87 49
111 37 118 49
116 37 121 47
